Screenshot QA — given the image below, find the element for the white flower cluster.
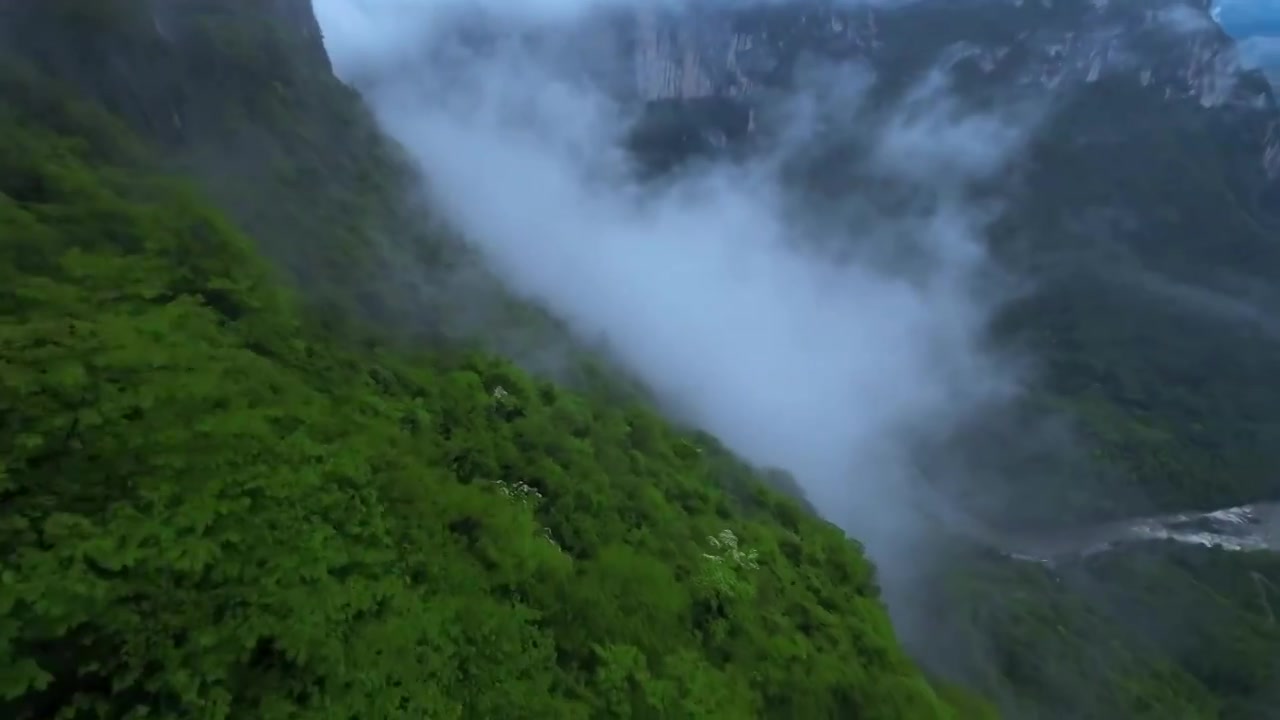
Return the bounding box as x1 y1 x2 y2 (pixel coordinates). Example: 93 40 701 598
491 480 561 551
492 479 542 507
702 529 759 570
698 529 760 600
490 385 522 419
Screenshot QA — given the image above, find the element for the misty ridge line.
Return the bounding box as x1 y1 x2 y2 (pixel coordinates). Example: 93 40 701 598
314 0 1056 570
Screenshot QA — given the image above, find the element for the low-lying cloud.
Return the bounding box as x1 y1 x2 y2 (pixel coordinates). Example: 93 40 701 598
314 0 1044 593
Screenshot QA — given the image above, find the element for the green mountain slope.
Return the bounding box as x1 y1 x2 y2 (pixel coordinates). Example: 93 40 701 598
0 4 990 719
0 0 484 345
3 2 1278 720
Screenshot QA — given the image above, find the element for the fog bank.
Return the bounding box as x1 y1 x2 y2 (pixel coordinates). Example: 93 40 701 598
314 0 1042 586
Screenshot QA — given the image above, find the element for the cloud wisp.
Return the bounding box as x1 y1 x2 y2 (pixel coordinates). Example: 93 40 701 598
314 0 1045 592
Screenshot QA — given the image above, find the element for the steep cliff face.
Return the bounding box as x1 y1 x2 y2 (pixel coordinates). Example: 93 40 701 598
413 0 1273 184
622 0 1276 143
625 3 875 101
623 0 1258 100
612 0 1280 190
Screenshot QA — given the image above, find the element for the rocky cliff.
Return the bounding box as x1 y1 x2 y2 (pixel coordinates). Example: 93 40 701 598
616 0 1280 171
622 0 1257 101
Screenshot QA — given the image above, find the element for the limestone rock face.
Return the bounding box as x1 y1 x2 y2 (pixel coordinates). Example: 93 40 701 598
600 0 1279 192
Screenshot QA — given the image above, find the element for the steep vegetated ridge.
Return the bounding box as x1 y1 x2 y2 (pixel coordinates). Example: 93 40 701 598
0 1 988 719
0 0 564 352
5 0 653 387
1 2 1278 720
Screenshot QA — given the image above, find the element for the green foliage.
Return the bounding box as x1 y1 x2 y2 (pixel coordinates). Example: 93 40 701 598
696 529 761 600
0 0 477 345
5 3 1277 720
0 59 978 718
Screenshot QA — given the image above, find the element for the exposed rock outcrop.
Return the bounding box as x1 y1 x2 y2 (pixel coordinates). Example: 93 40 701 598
608 0 1280 190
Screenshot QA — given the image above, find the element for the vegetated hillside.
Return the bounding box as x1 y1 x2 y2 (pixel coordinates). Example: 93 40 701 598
2 2 1277 720
0 3 990 719
0 0 501 347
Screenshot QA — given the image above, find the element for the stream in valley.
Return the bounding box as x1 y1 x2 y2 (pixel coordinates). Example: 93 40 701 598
993 501 1280 564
